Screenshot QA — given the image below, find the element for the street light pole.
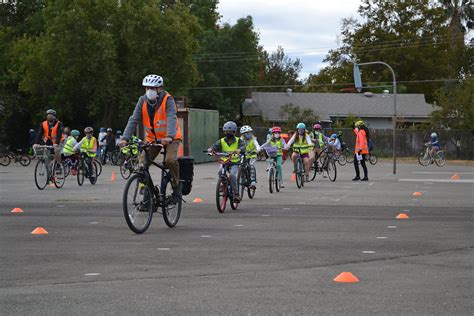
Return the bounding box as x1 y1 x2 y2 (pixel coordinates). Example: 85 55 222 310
354 61 397 174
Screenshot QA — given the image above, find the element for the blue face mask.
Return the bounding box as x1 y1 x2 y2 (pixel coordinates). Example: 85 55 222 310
245 133 252 140
298 129 304 135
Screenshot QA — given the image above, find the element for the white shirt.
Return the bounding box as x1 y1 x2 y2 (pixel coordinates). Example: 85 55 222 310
98 132 107 146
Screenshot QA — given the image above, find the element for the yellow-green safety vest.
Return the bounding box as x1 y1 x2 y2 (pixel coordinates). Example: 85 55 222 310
244 136 257 158
270 139 283 156
293 136 310 154
220 137 240 163
81 137 97 158
63 136 76 155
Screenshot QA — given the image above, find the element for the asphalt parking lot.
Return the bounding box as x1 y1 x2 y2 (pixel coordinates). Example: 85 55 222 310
1 159 473 315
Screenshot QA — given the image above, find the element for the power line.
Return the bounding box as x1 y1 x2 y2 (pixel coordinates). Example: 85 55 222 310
188 78 471 90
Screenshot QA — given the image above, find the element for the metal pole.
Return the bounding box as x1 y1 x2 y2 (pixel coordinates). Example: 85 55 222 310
356 61 397 174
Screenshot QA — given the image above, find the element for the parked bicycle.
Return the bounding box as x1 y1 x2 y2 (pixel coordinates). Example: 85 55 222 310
418 143 446 167
123 142 189 234
237 151 257 200
34 145 65 190
0 149 31 166
77 152 98 186
367 152 378 165
264 146 281 193
207 150 241 213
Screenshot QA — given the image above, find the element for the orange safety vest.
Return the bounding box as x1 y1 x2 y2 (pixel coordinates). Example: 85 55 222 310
42 120 60 145
141 93 182 143
354 128 369 154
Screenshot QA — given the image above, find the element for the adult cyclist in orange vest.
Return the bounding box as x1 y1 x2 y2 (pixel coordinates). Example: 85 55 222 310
33 109 64 165
121 74 182 203
353 120 369 181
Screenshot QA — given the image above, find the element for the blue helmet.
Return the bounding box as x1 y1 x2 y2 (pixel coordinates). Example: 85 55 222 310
330 133 337 139
100 127 106 132
296 122 306 129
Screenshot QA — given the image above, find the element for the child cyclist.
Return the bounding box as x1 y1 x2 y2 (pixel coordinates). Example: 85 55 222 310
261 126 287 188
240 125 261 190
208 121 246 203
286 122 313 182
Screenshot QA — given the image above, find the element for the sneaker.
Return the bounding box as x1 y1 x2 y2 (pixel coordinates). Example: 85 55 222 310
250 184 256 190
233 195 240 203
352 176 361 181
361 177 369 181
279 181 285 188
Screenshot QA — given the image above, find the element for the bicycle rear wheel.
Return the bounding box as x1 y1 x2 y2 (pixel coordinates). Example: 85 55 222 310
52 161 66 188
123 173 153 234
337 154 347 166
19 155 31 166
344 149 354 163
310 160 317 181
269 168 275 193
93 159 102 177
434 151 446 167
161 176 182 228
418 150 430 166
62 160 71 178
34 159 48 190
326 160 337 182
369 153 378 165
216 177 227 213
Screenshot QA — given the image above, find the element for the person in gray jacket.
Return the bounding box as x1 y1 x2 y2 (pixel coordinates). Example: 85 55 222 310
120 74 182 203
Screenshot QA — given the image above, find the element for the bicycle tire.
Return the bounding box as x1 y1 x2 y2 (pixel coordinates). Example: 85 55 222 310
296 159 304 188
120 159 132 179
62 160 71 178
269 168 275 193
275 168 281 192
19 155 31 166
310 160 317 181
326 160 337 182
161 176 182 228
434 151 446 167
89 162 98 185
52 161 66 188
216 177 227 213
369 154 378 165
418 150 430 166
0 154 11 166
237 168 245 201
337 154 347 166
34 159 48 190
123 173 153 234
77 161 85 186
345 149 354 163
93 159 102 177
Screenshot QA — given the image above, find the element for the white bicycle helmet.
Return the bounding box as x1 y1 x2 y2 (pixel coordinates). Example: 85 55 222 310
431 132 437 138
240 125 253 134
142 74 163 87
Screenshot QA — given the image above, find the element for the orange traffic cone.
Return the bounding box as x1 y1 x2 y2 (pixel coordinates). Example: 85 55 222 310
396 213 410 219
111 171 116 182
450 173 460 180
291 173 296 182
333 272 360 283
193 198 203 203
11 207 24 213
412 191 422 196
31 227 48 235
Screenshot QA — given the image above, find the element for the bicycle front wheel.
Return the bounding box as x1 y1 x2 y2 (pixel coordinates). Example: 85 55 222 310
93 159 102 177
161 177 182 228
310 160 317 181
247 165 256 199
34 159 48 190
19 155 31 166
52 161 66 188
369 154 378 165
120 159 132 179
434 151 446 167
275 168 281 192
345 149 354 163
295 159 304 189
269 168 275 193
77 161 85 186
89 162 98 185
0 154 11 166
418 150 430 166
237 168 246 201
123 173 153 234
216 177 227 213
326 160 337 182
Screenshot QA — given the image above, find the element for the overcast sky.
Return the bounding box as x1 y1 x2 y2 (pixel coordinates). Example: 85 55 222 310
217 0 362 79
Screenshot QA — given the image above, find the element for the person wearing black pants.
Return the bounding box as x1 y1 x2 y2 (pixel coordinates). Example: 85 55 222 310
352 121 369 181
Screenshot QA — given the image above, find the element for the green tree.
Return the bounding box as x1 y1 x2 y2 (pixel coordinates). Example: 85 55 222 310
278 104 320 131
258 46 302 89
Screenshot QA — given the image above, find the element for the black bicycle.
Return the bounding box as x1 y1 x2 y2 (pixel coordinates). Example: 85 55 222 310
77 152 98 186
310 147 337 182
0 149 31 166
123 142 182 234
292 147 308 189
237 152 257 200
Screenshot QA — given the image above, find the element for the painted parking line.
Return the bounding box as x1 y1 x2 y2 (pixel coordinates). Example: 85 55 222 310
399 179 474 183
362 251 376 254
412 171 474 175
84 273 101 276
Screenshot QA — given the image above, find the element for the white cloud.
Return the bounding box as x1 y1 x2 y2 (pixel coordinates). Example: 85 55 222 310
218 0 361 74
